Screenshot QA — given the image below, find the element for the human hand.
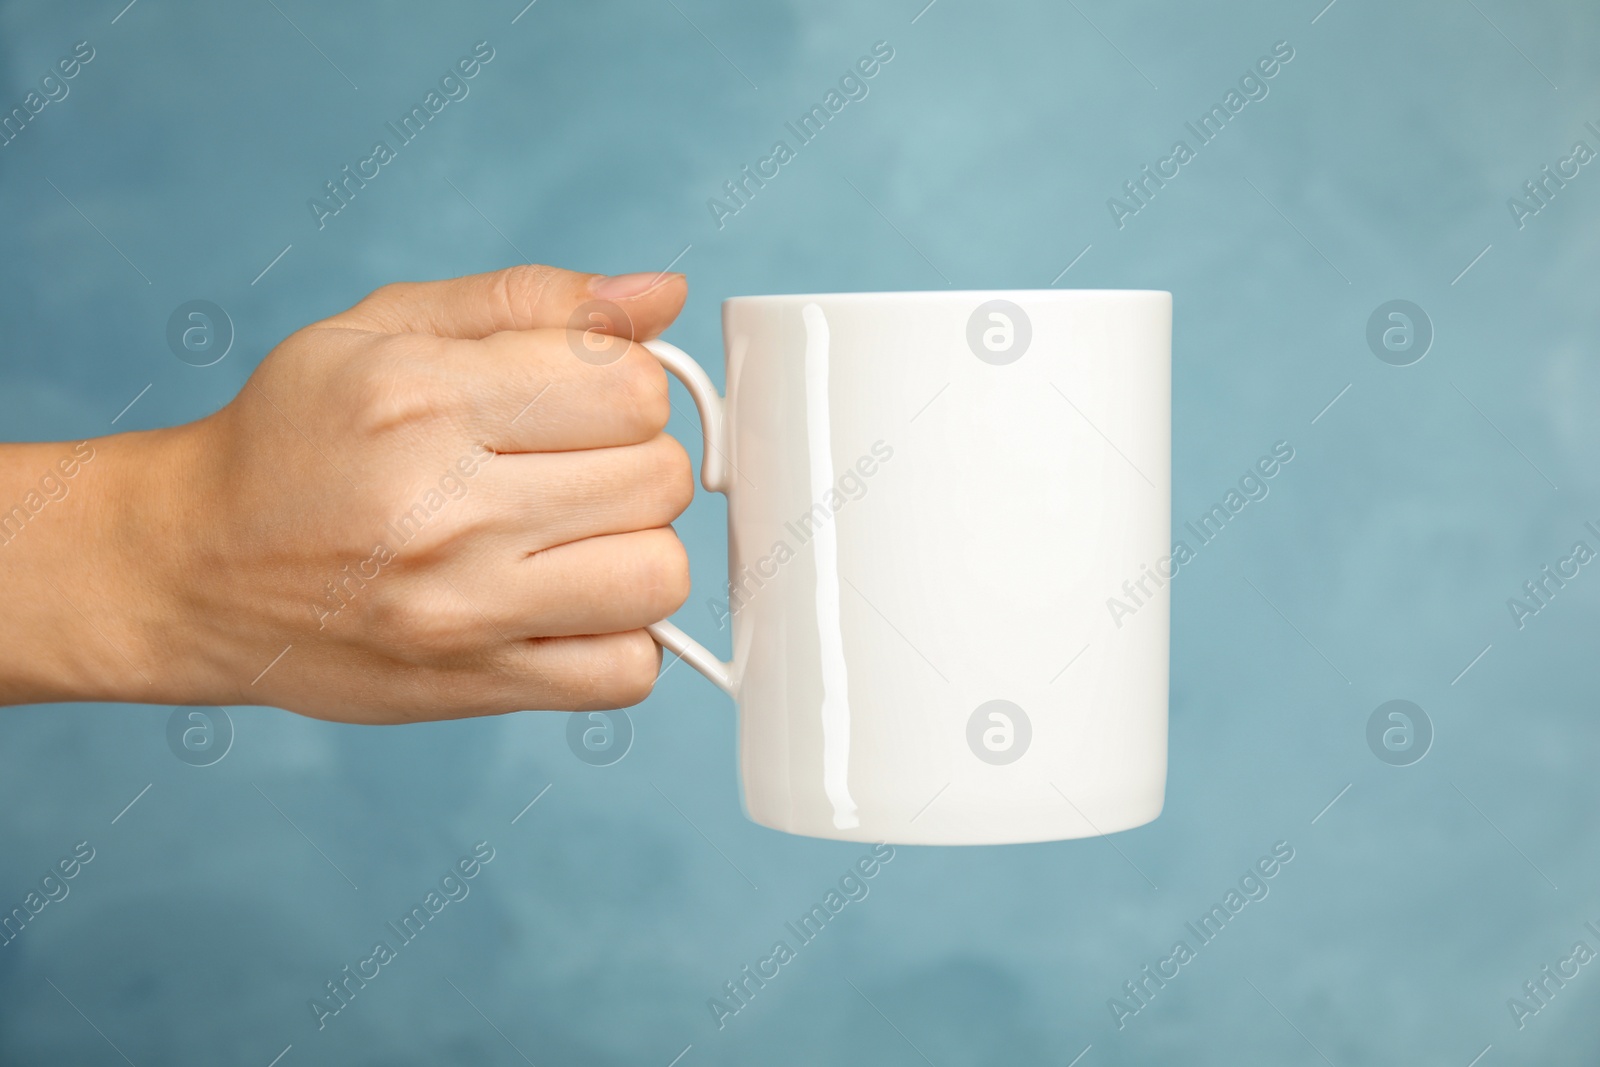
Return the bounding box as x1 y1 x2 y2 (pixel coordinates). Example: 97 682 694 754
0 265 695 721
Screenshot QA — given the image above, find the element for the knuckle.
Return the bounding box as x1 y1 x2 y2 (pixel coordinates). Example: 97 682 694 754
644 531 692 616
354 282 417 328
619 349 671 433
493 264 558 323
538 632 657 709
365 584 478 663
344 339 449 436
660 435 696 505
370 281 411 305
351 377 439 438
374 488 467 557
609 630 660 705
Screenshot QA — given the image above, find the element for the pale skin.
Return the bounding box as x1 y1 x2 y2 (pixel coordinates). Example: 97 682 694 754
0 264 698 722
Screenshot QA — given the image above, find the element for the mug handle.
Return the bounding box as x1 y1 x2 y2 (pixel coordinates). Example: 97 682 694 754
641 339 736 696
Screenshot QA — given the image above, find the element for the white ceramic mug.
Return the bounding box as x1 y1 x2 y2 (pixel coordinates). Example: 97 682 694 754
642 289 1170 845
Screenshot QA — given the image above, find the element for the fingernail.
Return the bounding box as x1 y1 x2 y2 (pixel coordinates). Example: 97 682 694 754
590 271 677 300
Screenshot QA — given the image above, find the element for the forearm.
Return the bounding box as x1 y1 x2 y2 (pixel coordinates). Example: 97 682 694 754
0 428 191 705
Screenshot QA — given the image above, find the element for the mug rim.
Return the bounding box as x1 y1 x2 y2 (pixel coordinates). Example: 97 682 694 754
724 288 1170 305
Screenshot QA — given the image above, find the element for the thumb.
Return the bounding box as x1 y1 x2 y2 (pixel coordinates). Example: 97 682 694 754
329 264 688 341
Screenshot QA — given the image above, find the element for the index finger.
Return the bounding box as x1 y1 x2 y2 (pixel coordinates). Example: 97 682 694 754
448 329 675 453
327 264 687 342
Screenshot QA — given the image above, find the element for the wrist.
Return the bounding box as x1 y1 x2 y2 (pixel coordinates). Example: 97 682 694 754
96 418 231 706
0 423 213 706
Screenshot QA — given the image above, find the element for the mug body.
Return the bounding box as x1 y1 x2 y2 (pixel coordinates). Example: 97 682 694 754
717 290 1170 844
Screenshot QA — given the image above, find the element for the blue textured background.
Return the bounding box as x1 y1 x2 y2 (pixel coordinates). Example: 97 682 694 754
3 0 1598 1063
